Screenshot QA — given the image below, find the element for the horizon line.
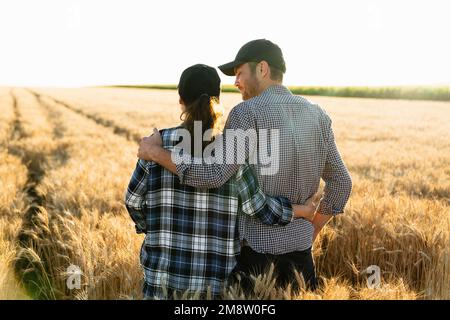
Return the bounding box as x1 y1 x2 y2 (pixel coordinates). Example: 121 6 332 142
2 83 450 89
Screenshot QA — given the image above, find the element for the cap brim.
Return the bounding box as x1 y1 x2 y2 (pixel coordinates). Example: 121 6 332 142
218 60 244 76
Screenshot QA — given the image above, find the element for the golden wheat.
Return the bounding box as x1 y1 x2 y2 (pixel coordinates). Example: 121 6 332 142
0 89 29 299
0 87 448 300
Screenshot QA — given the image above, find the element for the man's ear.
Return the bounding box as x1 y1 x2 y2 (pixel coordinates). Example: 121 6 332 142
259 61 270 79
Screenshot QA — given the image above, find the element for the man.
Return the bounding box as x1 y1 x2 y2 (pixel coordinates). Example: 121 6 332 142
137 39 352 290
125 64 317 299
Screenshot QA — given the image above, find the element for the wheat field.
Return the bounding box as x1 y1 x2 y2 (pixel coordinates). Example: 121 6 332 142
0 87 449 300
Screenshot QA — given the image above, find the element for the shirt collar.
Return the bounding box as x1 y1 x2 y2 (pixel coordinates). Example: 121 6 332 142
260 84 292 97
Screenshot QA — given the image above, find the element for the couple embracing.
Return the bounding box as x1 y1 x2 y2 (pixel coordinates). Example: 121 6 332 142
125 39 352 299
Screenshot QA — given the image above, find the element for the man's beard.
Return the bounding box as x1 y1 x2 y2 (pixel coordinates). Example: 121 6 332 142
242 76 260 100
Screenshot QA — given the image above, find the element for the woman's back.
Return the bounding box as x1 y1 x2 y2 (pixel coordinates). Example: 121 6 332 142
136 127 240 298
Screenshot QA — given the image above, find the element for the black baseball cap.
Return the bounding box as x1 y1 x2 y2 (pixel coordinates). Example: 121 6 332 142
178 64 221 104
218 39 286 76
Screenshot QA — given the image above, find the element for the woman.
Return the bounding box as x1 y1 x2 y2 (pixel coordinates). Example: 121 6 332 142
125 64 316 299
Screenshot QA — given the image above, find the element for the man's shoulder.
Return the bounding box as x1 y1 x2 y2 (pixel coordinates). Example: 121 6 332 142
227 100 257 125
294 94 316 106
226 92 331 124
229 99 255 113
293 95 331 119
288 93 318 109
227 92 275 120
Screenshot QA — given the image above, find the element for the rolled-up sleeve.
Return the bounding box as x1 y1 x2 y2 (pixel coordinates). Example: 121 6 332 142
236 164 293 225
318 122 352 215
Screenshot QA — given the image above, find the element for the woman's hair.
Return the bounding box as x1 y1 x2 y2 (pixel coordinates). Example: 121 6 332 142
178 64 222 156
180 94 222 155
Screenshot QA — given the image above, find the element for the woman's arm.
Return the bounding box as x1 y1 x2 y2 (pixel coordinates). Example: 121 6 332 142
292 197 317 222
236 163 317 225
124 159 149 234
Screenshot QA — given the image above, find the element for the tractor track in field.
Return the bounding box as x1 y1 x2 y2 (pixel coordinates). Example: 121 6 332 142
10 88 140 299
27 89 70 166
8 90 49 295
7 89 68 299
9 90 26 141
7 90 46 213
27 89 141 143
12 88 141 298
27 89 66 140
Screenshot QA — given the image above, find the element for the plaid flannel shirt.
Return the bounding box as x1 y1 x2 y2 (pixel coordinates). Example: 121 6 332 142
125 127 293 299
175 85 353 254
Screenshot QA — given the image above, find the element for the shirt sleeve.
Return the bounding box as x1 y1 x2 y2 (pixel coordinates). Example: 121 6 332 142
235 163 293 225
317 117 353 215
175 103 256 189
124 159 148 234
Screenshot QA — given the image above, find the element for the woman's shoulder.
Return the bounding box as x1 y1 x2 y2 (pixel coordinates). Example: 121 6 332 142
158 126 184 147
159 125 182 135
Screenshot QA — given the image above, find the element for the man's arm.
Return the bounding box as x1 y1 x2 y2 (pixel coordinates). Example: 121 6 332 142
138 103 256 189
313 121 352 241
124 159 149 234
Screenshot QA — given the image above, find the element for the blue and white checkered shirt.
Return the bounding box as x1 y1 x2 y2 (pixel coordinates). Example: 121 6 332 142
125 127 294 298
176 85 353 254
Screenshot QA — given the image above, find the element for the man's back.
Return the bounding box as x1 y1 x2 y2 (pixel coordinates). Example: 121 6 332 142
175 85 352 254
235 85 338 253
245 85 329 203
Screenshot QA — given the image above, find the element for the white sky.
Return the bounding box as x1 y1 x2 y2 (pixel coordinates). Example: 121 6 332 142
1 0 449 87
